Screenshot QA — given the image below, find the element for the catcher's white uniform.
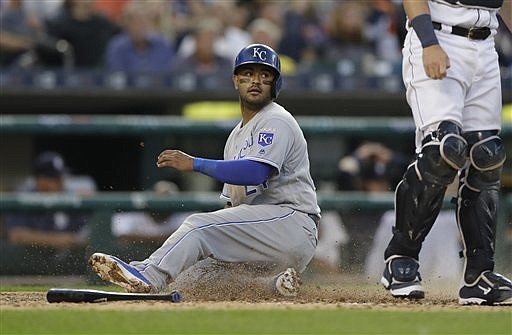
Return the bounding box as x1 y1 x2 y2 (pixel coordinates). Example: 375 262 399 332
382 0 511 305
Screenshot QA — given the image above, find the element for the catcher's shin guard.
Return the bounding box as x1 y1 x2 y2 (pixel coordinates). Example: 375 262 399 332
457 131 506 284
385 121 468 259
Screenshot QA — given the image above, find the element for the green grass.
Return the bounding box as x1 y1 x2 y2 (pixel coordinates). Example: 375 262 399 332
2 285 511 335
2 309 511 335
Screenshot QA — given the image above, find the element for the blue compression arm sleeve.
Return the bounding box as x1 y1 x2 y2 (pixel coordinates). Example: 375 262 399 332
193 158 273 185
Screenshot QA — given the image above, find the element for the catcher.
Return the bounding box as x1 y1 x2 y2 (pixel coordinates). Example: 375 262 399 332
89 43 320 297
381 0 511 305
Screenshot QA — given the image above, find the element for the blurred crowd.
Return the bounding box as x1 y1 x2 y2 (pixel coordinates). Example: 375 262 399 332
2 0 510 77
0 0 405 77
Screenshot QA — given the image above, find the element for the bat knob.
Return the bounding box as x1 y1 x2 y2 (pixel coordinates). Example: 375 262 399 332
170 290 182 303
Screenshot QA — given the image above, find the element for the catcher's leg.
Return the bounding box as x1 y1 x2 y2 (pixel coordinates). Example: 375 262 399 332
457 131 512 305
385 121 467 259
382 121 468 298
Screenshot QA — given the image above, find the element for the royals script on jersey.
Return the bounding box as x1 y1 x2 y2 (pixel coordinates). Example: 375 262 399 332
221 102 320 215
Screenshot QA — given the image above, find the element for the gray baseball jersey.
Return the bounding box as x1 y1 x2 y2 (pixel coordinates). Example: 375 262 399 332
129 102 320 291
221 101 320 215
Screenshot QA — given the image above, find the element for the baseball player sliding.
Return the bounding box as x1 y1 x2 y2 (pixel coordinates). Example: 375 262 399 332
381 0 511 305
90 44 320 297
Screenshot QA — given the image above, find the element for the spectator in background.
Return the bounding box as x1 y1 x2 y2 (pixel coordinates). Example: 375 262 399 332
393 1 408 48
364 0 402 64
337 142 408 192
213 1 252 61
0 0 41 66
320 1 374 74
112 181 193 247
252 0 283 30
495 9 512 69
93 0 129 24
173 18 231 75
278 0 327 69
277 1 308 63
4 151 96 249
142 1 181 46
105 1 176 73
170 0 210 49
40 0 119 68
336 142 410 272
22 0 64 22
247 18 296 75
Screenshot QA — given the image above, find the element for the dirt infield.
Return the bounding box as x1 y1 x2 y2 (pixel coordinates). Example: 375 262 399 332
2 274 508 311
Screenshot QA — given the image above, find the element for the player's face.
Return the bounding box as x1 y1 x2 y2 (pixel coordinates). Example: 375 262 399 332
233 64 275 108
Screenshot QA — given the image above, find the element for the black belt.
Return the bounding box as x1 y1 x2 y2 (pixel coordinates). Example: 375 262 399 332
308 214 320 227
432 22 491 40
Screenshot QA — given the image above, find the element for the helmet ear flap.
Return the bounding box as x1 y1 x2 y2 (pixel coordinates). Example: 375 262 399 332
273 75 283 98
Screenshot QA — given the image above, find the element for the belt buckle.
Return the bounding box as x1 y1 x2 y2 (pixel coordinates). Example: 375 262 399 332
467 27 478 39
467 27 490 40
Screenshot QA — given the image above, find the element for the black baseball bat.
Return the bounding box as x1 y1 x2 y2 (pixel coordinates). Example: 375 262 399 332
46 288 181 303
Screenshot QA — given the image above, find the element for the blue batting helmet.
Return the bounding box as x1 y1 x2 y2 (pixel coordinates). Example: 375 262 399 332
233 43 283 98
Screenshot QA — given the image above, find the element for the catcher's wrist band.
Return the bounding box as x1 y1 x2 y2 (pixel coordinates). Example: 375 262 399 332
411 14 439 48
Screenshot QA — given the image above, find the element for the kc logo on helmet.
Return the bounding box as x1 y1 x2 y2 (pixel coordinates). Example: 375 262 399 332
252 47 267 61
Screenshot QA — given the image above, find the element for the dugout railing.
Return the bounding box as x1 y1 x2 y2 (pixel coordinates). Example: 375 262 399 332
1 114 510 186
2 113 509 138
0 114 418 135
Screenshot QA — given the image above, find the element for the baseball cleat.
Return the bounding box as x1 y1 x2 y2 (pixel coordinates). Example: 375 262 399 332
381 255 425 299
458 271 512 305
274 267 301 297
89 253 154 293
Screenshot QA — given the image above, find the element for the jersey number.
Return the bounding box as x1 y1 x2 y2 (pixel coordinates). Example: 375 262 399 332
245 181 268 196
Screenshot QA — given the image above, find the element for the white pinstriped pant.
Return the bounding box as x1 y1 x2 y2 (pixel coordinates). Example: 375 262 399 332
402 26 502 152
